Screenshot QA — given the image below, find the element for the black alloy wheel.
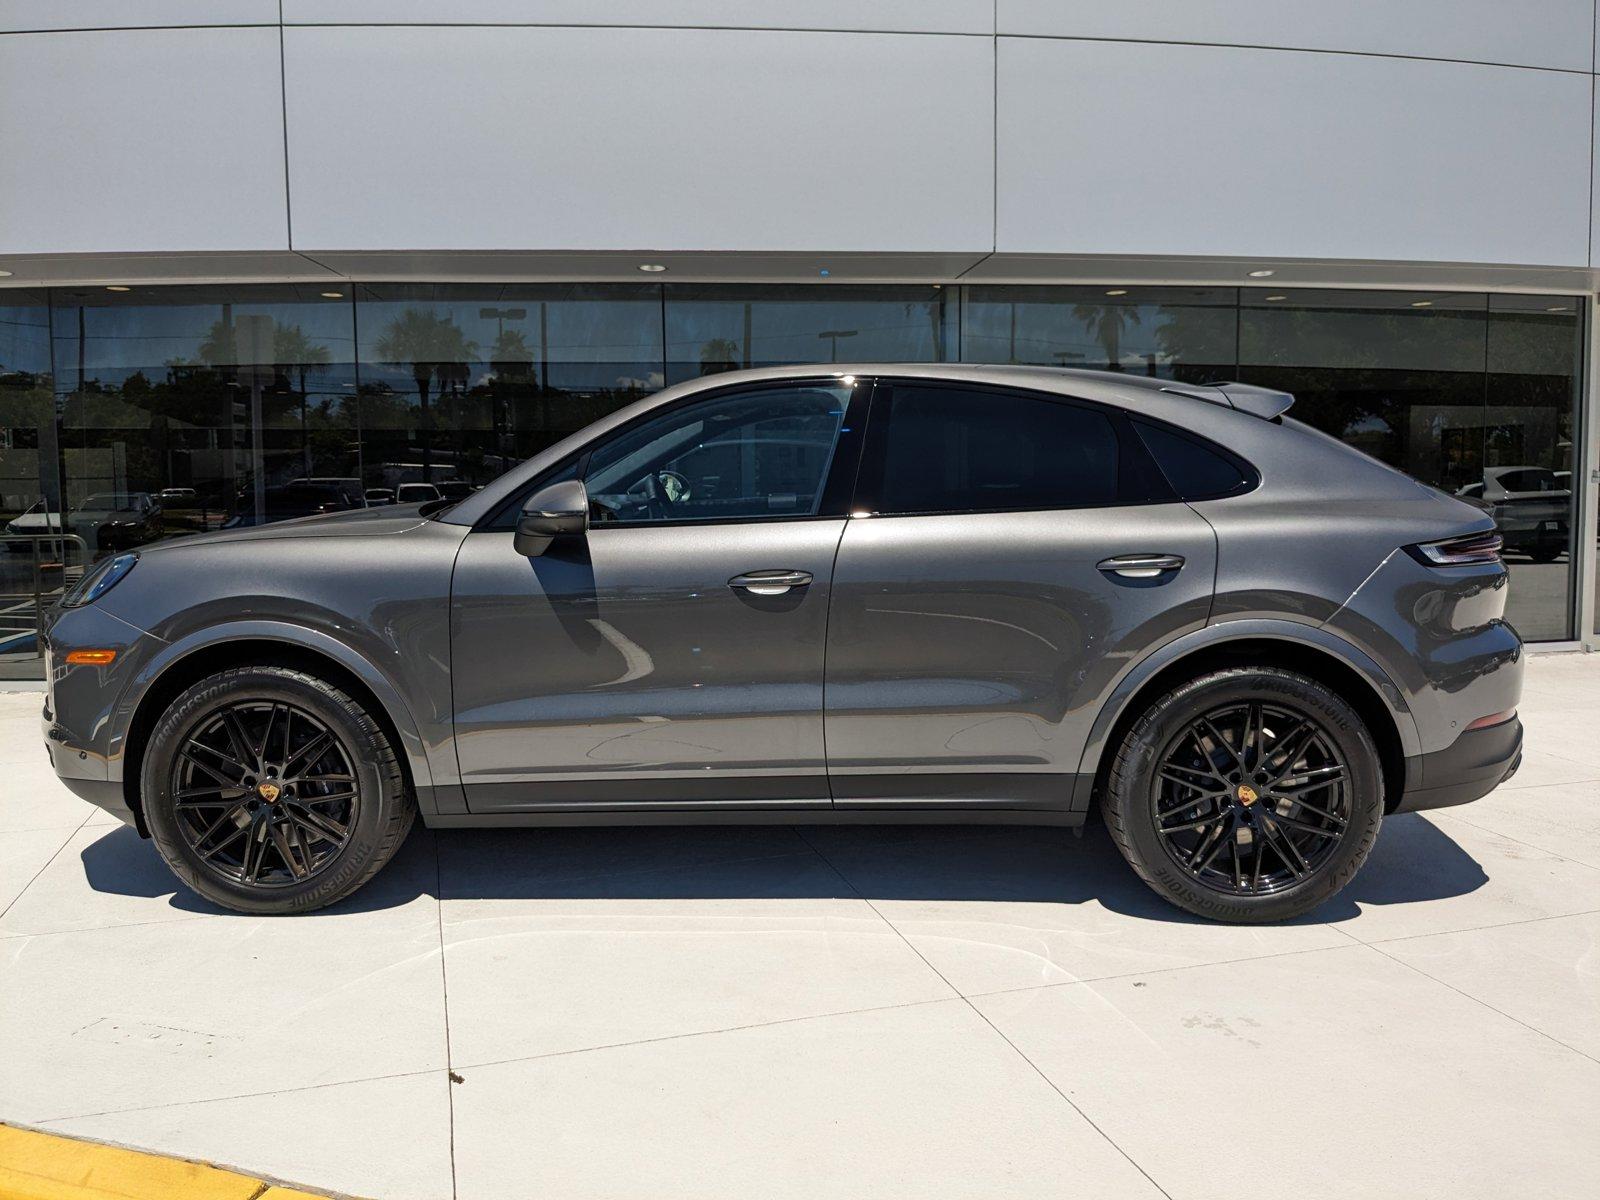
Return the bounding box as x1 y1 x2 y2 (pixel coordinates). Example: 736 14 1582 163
144 665 415 914
171 700 360 888
1152 700 1350 895
1101 667 1384 923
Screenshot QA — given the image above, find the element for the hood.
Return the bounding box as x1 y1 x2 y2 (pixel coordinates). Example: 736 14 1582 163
141 503 432 553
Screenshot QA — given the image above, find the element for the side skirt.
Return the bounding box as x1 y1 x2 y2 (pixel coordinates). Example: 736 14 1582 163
425 807 1085 829
421 771 1087 828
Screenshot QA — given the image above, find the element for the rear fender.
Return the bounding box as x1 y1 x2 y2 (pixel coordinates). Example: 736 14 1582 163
1070 618 1420 810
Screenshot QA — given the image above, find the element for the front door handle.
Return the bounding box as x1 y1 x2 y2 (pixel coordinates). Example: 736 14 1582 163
1096 554 1185 579
728 570 813 596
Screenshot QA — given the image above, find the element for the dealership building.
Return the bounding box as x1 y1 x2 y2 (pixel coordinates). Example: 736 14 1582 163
1 0 1598 676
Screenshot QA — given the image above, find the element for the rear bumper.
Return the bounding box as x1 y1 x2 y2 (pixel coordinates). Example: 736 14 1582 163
1396 716 1523 813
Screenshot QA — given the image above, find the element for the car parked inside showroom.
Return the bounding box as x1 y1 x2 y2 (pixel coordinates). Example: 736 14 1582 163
41 365 1523 922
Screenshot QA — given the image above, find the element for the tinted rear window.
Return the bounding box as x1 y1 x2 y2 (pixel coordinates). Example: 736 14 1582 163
870 385 1168 515
1132 420 1256 500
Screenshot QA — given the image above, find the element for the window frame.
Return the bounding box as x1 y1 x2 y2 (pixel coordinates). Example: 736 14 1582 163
850 378 1177 519
475 375 872 531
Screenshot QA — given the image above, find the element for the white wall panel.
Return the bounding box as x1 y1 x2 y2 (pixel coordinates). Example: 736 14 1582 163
282 1 993 35
996 38 1592 267
998 0 1596 73
0 28 289 255
1592 84 1600 268
283 25 993 253
0 1 277 33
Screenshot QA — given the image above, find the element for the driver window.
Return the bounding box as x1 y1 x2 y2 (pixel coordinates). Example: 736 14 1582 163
583 384 851 524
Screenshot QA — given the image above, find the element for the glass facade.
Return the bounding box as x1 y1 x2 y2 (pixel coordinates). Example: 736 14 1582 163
0 282 1587 675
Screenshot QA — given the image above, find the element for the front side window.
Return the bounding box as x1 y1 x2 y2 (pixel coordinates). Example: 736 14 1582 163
583 383 852 524
867 384 1165 516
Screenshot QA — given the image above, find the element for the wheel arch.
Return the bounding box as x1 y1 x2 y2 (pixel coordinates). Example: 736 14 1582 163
121 626 433 834
1073 622 1419 816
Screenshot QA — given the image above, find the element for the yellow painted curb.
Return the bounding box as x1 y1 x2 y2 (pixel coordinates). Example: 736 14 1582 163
0 1124 350 1200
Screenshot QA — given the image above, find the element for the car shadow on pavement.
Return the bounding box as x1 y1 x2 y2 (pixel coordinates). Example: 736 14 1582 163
77 810 1486 925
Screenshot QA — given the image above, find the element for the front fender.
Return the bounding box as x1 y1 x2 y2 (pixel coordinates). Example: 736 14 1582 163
1069 618 1421 810
119 620 440 797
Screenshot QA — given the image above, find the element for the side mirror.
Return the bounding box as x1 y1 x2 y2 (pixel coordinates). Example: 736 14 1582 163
514 479 589 557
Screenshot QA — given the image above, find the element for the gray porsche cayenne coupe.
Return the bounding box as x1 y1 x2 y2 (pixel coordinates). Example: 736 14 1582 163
42 365 1523 921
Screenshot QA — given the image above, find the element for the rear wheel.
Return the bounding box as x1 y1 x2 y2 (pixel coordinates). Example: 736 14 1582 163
1101 667 1383 922
142 665 415 914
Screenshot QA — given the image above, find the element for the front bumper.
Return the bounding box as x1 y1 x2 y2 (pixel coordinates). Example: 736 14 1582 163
1395 716 1523 813
41 602 160 833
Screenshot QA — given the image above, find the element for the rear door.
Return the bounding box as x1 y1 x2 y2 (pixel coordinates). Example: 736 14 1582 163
823 381 1217 811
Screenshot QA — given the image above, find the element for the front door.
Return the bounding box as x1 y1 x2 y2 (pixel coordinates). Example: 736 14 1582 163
823 380 1218 810
450 378 863 812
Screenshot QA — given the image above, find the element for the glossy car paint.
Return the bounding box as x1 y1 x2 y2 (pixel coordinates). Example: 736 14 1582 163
41 364 1521 835
451 519 845 810
822 502 1215 804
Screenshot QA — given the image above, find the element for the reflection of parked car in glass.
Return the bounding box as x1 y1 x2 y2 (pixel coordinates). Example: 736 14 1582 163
5 492 163 555
223 482 363 527
364 488 396 506
289 478 366 508
395 482 442 504
435 480 476 500
78 492 165 552
1457 467 1569 561
158 487 198 506
4 500 63 553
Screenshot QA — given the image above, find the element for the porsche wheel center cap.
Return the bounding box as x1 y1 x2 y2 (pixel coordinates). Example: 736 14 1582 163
1235 784 1259 806
257 781 281 803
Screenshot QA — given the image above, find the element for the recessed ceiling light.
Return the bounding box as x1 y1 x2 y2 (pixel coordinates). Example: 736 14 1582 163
1546 305 1570 313
1410 300 1433 308
1265 294 1288 301
320 291 345 299
106 285 131 292
1104 289 1128 296
1247 269 1275 278
638 263 667 273
0 269 12 278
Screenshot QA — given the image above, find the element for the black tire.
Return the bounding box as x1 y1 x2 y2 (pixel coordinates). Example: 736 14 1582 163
141 665 415 914
1101 667 1383 923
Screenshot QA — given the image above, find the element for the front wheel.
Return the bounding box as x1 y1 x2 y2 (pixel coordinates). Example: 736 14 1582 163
141 665 415 914
1101 667 1383 922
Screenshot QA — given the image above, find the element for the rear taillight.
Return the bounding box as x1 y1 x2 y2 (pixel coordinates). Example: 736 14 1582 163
1408 531 1502 567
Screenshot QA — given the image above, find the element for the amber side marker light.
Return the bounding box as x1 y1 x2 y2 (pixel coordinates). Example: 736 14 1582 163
65 649 117 666
1465 709 1517 731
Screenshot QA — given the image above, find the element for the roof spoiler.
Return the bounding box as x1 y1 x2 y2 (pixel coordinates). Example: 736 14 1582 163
1160 381 1295 421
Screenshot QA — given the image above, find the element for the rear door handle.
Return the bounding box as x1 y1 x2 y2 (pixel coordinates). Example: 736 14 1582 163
728 570 813 596
1096 554 1185 579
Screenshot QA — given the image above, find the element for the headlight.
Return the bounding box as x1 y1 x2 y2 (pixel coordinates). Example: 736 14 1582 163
61 553 138 608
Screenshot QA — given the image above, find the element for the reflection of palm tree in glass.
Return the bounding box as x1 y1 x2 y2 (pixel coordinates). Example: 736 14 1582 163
374 309 478 482
699 337 740 376
196 319 236 370
488 329 535 461
272 324 332 398
490 328 534 377
1071 303 1141 371
273 324 332 474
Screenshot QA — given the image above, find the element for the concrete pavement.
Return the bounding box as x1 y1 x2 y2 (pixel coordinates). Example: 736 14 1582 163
2 653 1597 1199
